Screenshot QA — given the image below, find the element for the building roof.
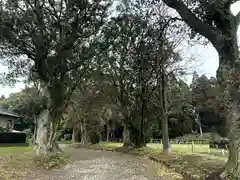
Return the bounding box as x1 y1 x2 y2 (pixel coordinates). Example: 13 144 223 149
0 109 20 118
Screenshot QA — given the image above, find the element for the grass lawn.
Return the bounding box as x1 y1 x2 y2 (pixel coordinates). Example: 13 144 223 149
100 142 227 179
0 146 35 180
0 145 69 180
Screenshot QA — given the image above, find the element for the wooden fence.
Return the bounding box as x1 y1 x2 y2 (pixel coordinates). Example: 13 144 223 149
150 138 210 144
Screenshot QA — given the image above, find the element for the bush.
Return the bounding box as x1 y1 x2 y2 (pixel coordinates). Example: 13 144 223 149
89 132 100 144
23 128 33 143
0 127 7 132
33 152 69 169
64 134 72 141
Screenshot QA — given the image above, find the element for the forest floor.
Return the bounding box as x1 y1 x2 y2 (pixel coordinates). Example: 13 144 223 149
0 144 172 180
0 143 227 180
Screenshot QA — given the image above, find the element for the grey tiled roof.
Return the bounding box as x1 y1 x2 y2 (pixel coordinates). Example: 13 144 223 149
0 109 20 118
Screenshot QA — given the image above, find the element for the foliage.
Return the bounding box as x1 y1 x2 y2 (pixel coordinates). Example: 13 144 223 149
33 152 70 170
0 127 7 132
0 87 44 131
23 128 33 142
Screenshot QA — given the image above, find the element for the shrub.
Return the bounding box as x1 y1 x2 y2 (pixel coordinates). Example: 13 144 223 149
0 127 7 133
23 128 33 143
64 134 72 141
33 152 69 169
89 132 100 144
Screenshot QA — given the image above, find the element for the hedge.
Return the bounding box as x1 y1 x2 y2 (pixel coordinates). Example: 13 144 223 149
0 132 26 144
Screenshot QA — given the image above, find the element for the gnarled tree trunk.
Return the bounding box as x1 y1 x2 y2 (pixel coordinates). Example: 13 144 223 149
215 39 240 178
80 119 90 147
221 98 240 178
35 108 62 156
34 83 65 156
35 109 50 155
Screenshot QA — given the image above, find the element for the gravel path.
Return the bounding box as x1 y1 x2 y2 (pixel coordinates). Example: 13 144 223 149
25 147 166 180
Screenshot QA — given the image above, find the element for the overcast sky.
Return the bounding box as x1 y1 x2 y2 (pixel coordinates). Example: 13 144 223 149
0 2 240 97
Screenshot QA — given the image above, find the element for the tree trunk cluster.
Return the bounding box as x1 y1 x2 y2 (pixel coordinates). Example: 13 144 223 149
34 109 62 156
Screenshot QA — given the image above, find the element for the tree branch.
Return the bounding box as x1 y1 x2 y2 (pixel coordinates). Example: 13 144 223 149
236 11 240 27
162 0 221 46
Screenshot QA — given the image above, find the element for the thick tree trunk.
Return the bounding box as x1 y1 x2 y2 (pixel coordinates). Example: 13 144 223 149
112 122 116 142
80 120 90 146
218 48 240 178
107 123 111 141
35 105 64 155
123 123 132 147
35 109 62 156
34 81 66 156
33 115 38 145
221 103 240 179
196 114 203 137
47 119 61 152
72 127 81 143
161 69 171 154
35 109 51 156
162 114 171 153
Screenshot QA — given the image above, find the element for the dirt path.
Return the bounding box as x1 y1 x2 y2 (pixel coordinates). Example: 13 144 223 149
25 147 166 180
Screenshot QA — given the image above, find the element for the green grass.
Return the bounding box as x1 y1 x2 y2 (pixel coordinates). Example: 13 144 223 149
0 146 35 180
0 145 70 180
99 142 227 179
147 144 228 159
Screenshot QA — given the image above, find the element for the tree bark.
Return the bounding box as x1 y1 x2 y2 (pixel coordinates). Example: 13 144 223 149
221 102 240 179
80 119 90 146
112 122 116 142
47 119 61 152
218 49 240 179
34 84 64 156
161 69 171 154
33 115 38 145
123 123 132 147
72 127 81 143
35 109 51 156
195 114 203 137
199 120 203 137
107 123 111 141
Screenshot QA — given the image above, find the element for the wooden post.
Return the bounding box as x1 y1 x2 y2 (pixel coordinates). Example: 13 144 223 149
191 140 194 153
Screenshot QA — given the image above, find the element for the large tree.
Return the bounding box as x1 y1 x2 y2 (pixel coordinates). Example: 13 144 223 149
100 8 179 147
0 0 111 155
162 0 240 178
